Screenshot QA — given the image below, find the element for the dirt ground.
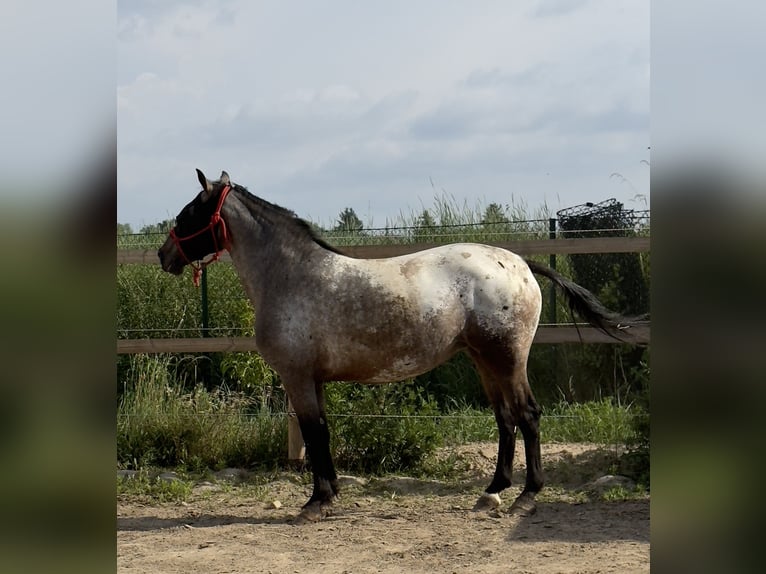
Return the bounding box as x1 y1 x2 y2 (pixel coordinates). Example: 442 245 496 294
117 443 649 573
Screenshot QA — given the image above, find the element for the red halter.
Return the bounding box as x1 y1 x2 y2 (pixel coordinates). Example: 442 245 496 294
169 185 232 286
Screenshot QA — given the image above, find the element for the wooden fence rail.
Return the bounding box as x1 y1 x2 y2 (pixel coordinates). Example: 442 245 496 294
116 236 649 264
116 325 649 355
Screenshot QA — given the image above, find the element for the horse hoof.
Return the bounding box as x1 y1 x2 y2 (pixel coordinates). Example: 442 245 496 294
509 494 537 517
292 502 331 525
473 492 502 511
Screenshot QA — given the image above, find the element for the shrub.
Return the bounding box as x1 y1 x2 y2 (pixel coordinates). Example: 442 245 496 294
326 381 442 474
219 352 283 408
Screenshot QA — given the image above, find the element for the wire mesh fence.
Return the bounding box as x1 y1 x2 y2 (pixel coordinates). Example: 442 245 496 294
117 206 650 338
116 209 650 250
117 200 650 405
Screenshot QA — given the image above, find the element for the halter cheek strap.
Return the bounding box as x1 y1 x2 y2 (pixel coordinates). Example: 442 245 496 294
169 185 232 287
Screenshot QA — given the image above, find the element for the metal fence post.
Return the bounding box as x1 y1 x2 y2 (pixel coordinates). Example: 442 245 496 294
200 267 213 386
548 218 559 390
549 218 557 324
201 267 209 337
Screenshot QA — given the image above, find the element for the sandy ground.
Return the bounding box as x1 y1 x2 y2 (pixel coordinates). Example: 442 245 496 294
117 443 649 573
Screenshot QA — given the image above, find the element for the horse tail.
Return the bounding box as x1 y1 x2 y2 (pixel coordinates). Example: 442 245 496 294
525 259 648 344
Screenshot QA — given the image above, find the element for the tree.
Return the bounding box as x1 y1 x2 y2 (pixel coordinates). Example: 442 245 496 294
139 219 175 235
117 223 133 235
416 209 436 229
481 203 508 225
334 208 363 233
413 209 437 242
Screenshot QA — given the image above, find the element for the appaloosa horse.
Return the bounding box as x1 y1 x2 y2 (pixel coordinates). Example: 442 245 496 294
158 169 642 524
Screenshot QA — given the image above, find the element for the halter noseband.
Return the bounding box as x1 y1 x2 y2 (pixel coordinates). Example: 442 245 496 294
169 185 232 286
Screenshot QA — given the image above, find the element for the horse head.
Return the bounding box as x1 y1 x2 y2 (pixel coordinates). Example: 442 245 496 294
158 169 232 281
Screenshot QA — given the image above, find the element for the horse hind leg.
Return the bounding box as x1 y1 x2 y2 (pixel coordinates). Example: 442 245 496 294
509 391 544 516
470 352 544 516
473 398 517 511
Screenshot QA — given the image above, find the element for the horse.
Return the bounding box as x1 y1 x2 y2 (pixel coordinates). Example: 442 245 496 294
158 169 643 524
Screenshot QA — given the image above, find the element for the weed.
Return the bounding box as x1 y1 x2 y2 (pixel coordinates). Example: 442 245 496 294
600 485 646 502
117 470 193 503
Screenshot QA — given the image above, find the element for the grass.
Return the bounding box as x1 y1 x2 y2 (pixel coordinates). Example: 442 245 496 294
117 470 193 503
600 484 646 502
541 399 640 443
417 398 642 447
436 407 498 446
310 191 557 246
118 355 644 476
118 355 287 472
117 355 649 502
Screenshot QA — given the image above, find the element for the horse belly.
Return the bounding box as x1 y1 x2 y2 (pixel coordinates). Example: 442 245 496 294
355 347 460 384
362 348 454 383
317 315 464 384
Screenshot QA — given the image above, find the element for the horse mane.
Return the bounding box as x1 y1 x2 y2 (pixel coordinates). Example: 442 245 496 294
231 184 346 255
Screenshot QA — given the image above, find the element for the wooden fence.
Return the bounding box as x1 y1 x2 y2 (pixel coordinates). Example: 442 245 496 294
117 235 650 461
117 236 649 264
117 235 650 353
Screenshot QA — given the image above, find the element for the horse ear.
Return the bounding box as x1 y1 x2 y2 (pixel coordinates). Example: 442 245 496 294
196 168 208 189
196 168 214 202
220 171 230 185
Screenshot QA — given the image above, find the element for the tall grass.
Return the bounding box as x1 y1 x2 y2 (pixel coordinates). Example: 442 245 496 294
541 399 640 443
426 398 642 446
117 354 644 475
117 261 252 339
314 191 555 246
118 355 286 471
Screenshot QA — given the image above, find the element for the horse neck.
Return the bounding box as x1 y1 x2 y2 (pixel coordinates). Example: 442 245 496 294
220 190 332 307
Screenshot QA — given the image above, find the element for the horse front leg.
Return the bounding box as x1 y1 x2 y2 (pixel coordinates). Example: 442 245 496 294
287 381 338 524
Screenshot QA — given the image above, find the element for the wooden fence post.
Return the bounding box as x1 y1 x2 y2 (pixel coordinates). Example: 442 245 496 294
287 399 305 464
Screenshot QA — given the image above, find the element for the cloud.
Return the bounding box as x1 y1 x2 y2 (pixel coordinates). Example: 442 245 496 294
530 0 590 18
117 1 650 228
409 49 647 142
0 0 113 182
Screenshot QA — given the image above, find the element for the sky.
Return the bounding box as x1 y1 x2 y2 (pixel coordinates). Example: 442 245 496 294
117 0 650 230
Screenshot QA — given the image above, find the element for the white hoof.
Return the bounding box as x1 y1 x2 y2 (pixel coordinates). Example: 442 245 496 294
473 492 502 511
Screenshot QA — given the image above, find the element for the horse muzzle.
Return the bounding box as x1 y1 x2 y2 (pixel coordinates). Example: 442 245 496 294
158 238 186 275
